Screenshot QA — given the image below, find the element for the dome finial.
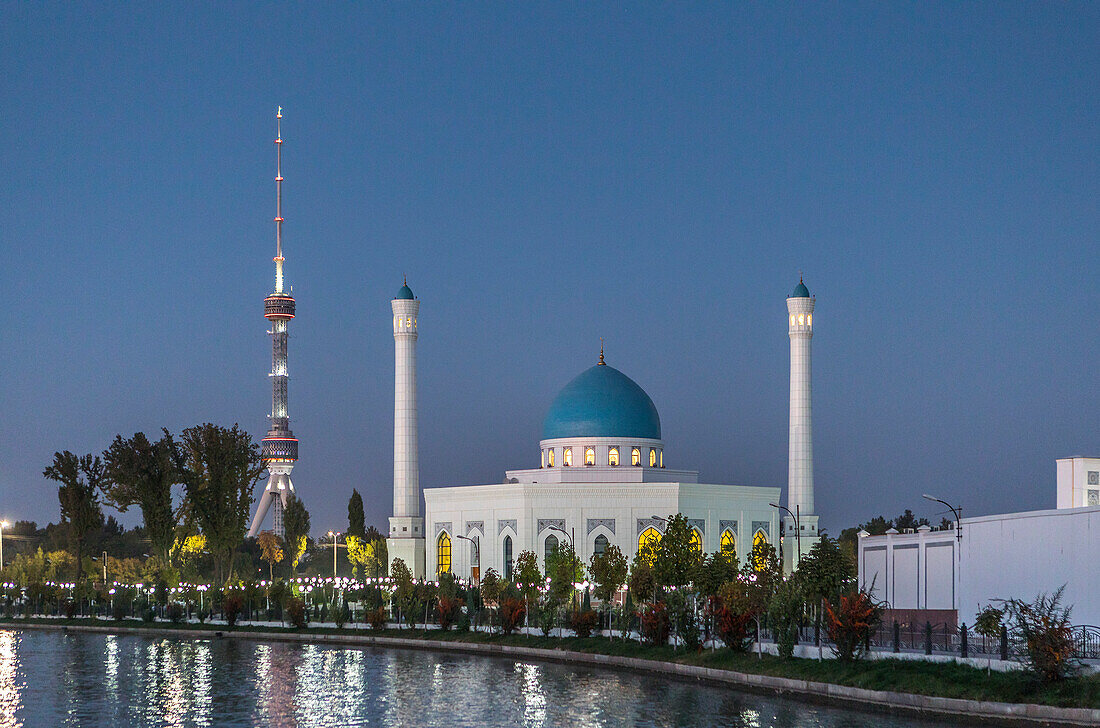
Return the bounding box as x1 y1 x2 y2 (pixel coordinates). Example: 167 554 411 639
598 338 606 365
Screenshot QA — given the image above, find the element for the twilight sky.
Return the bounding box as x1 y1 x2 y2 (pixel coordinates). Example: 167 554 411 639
1 4 1097 537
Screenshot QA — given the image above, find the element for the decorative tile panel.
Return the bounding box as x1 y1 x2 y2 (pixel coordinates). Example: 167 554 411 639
537 518 566 534
719 519 738 535
687 518 705 534
434 521 452 537
465 520 484 536
586 518 616 535
497 519 517 535
636 517 665 535
751 520 770 538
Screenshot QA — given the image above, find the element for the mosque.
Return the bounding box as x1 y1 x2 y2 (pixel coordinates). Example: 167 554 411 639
386 278 820 579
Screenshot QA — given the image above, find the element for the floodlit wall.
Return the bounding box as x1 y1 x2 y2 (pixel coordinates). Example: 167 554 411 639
858 528 957 611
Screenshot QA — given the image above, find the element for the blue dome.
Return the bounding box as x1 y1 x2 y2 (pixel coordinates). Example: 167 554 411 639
396 283 415 300
542 364 661 440
790 280 810 298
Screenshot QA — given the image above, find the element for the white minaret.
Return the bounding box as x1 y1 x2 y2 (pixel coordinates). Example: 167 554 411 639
387 278 426 578
784 276 819 572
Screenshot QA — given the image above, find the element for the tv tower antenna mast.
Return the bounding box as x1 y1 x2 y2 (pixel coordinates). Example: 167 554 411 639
249 107 299 538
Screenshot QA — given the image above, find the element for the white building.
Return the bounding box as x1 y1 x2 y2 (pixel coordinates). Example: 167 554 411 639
859 458 1100 627
423 350 780 579
391 278 819 580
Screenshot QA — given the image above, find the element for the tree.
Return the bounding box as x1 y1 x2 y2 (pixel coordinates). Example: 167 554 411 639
796 536 853 601
694 548 739 599
513 550 542 601
101 429 184 565
652 514 703 589
44 451 104 580
257 531 284 581
282 493 311 575
179 423 264 584
590 544 628 635
389 558 415 627
347 489 365 539
545 540 583 606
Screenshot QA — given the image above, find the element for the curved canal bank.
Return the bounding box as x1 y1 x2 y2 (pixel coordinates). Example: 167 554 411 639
7 620 1098 726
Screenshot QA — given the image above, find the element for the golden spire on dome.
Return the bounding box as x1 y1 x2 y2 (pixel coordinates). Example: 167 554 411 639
598 338 606 365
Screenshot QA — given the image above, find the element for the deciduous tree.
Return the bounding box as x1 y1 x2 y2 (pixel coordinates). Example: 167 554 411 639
44 451 104 580
257 530 284 581
282 493 311 575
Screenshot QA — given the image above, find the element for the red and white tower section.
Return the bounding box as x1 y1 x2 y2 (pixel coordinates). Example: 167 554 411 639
249 108 299 538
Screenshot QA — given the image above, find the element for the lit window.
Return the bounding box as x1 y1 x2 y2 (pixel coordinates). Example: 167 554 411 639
503 535 513 580
406 317 412 327
752 530 768 571
584 447 595 466
659 451 663 468
541 450 546 468
798 314 805 325
790 315 795 326
649 448 657 467
563 448 572 466
594 534 609 557
436 532 451 575
548 448 555 467
806 314 812 326
544 534 559 568
689 528 702 556
608 447 619 466
631 447 641 466
720 529 736 555
638 527 661 563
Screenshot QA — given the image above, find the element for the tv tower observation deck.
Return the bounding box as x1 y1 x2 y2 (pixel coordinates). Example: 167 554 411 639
249 107 299 538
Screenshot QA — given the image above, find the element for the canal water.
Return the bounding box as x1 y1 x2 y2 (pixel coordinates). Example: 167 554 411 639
0 628 954 727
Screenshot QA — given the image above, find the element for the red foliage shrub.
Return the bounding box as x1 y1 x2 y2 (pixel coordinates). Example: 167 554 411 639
570 610 599 638
437 597 465 631
823 588 882 661
714 602 755 652
499 597 527 635
285 597 308 629
223 594 245 628
639 602 670 646
366 606 387 631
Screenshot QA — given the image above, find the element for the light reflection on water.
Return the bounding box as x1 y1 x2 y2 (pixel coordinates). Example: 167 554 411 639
0 628 954 728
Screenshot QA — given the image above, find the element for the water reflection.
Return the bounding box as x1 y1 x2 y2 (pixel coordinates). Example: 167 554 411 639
2 628 956 728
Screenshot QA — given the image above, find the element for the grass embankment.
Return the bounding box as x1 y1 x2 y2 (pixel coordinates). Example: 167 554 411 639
5 617 1099 710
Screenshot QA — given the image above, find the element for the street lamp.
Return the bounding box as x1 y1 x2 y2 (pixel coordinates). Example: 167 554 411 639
547 525 577 610
922 494 962 542
455 533 480 585
327 531 342 578
770 502 801 566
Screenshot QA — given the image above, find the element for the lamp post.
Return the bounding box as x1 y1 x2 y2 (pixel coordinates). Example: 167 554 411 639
0 521 7 572
547 525 577 610
327 531 342 578
922 494 962 542
770 502 801 566
455 533 480 586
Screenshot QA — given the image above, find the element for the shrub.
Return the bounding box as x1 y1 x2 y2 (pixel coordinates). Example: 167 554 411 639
437 596 465 631
334 602 349 628
63 600 78 620
197 608 209 624
538 604 556 636
823 588 883 661
639 602 670 646
1000 586 1078 682
570 609 599 638
142 607 156 624
670 597 701 650
223 594 245 628
366 606 387 631
455 608 471 633
112 601 127 621
714 603 754 652
499 597 526 635
166 603 185 624
286 598 308 629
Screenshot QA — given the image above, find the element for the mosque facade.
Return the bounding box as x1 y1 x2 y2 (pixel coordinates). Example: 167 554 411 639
389 279 819 579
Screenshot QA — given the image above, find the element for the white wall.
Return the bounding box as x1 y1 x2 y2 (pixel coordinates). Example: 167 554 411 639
858 528 956 610
1056 457 1100 509
957 505 1100 626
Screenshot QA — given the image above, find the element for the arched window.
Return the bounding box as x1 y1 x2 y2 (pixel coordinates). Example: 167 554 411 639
659 451 663 468
584 447 595 466
594 534 609 557
720 529 736 556
503 535 514 580
608 447 619 466
638 527 661 563
436 532 451 575
689 528 702 556
631 447 641 466
752 530 768 571
563 447 573 466
541 449 546 468
544 534 559 568
649 448 657 467
547 448 555 467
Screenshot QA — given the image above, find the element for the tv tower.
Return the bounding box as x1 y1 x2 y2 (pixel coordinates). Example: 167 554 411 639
249 107 299 538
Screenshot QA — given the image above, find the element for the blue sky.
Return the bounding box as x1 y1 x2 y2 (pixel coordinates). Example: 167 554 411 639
1 3 1097 536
